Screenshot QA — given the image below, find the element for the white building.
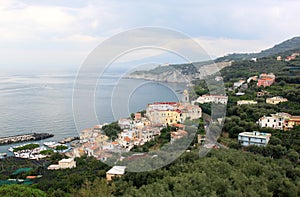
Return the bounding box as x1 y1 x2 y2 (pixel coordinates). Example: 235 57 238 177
233 80 245 88
47 158 76 170
237 100 258 105
258 112 291 130
192 94 228 104
238 131 271 146
266 96 288 105
106 166 126 181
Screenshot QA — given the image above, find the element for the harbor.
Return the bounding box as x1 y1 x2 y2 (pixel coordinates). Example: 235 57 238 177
0 134 80 160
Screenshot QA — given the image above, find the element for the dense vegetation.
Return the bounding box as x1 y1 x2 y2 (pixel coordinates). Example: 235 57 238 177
36 149 300 196
13 143 39 152
102 122 122 140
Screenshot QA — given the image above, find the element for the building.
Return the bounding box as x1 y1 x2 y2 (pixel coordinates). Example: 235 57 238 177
235 92 245 96
179 103 202 120
256 91 269 97
286 116 300 130
147 108 181 125
146 101 201 126
233 80 245 88
193 94 228 104
170 129 188 144
277 56 282 61
257 73 275 87
285 56 296 62
106 166 126 181
238 131 271 146
58 158 77 169
47 158 76 170
258 112 291 130
247 76 258 83
182 89 189 103
134 113 142 121
237 100 258 105
118 118 132 129
266 96 288 105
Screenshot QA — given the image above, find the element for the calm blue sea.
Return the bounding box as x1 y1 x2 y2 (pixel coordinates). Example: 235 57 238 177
0 71 186 152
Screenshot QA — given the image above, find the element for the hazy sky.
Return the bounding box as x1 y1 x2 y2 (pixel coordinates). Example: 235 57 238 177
1 0 299 72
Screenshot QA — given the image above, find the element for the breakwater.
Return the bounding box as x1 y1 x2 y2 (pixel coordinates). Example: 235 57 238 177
0 133 54 145
59 136 79 144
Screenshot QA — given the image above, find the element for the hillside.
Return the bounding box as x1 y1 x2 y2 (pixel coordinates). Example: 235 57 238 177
127 61 232 82
217 36 300 61
127 36 300 82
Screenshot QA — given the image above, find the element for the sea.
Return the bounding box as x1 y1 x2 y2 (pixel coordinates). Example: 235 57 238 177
0 71 186 153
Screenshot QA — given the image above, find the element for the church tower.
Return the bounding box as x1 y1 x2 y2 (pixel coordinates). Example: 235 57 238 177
182 89 189 103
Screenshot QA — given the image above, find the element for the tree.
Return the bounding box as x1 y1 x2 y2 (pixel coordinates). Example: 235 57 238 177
287 150 299 162
0 185 46 197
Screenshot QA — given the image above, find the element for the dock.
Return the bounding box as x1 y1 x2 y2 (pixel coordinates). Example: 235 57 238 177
0 133 54 145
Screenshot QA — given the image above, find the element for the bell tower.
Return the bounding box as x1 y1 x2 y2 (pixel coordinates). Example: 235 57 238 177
182 89 189 103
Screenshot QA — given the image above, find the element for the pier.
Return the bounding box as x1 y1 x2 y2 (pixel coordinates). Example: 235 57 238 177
0 133 54 145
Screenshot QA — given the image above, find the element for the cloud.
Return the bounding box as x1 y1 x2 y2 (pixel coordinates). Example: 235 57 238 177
0 0 299 70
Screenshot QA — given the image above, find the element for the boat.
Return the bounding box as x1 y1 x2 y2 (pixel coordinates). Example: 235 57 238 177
0 153 7 158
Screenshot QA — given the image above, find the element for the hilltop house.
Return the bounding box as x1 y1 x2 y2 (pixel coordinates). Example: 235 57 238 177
238 131 271 146
237 100 258 105
286 116 300 129
257 73 275 87
266 96 288 105
258 112 291 130
47 158 76 170
106 166 126 181
192 94 228 105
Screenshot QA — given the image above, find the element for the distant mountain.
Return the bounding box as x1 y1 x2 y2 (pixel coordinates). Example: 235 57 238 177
216 36 300 62
127 36 300 82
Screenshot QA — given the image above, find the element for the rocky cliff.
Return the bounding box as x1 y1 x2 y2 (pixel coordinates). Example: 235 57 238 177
126 61 232 83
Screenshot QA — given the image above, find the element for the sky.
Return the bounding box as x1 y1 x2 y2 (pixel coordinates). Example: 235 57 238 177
0 0 300 72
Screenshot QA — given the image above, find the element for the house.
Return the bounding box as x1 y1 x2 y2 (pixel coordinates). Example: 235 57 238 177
179 103 202 120
235 92 245 96
134 113 142 121
146 101 201 126
238 131 271 146
285 56 296 61
193 94 228 104
258 112 291 130
266 96 288 105
237 100 258 105
118 118 132 129
233 80 245 88
170 130 188 144
58 158 77 169
47 158 76 170
256 91 269 97
247 76 258 83
106 166 126 181
257 73 275 87
277 56 282 61
286 116 300 129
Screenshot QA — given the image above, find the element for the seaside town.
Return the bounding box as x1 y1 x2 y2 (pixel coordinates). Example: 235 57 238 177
1 65 300 183
1 0 300 195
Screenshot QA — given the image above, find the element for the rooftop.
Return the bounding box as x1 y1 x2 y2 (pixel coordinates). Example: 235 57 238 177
106 166 126 175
